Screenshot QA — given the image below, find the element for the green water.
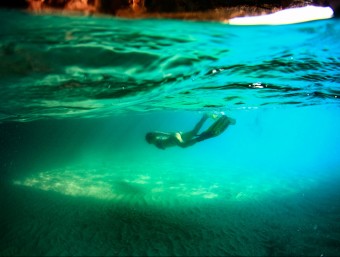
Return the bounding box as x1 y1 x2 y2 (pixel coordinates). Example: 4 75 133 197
0 9 340 256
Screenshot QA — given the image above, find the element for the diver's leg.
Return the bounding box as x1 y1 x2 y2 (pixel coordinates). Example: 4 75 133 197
180 114 209 142
178 138 199 148
196 115 235 142
192 114 209 134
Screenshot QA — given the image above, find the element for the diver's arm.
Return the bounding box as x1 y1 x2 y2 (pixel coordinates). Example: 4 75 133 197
155 142 166 150
154 131 172 136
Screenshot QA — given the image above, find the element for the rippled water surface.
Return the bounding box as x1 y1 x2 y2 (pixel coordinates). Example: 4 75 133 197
1 9 339 121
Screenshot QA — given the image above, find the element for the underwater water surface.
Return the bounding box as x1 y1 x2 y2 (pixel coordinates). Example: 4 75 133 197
0 9 340 256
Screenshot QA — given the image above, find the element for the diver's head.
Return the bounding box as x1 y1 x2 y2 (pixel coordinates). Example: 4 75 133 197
145 132 156 144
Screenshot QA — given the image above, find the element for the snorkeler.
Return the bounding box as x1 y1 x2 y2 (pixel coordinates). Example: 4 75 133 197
145 113 236 150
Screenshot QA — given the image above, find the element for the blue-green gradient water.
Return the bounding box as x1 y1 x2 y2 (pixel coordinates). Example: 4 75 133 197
0 9 340 256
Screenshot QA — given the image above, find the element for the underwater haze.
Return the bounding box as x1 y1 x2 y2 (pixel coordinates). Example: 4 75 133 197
1 9 340 256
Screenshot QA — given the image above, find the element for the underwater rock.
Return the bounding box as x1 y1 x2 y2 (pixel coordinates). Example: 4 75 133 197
0 0 337 20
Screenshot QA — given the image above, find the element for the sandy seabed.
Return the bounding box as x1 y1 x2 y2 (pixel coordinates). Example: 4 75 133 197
1 163 340 256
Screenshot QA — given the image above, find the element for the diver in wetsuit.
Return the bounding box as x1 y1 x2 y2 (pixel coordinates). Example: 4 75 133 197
145 113 236 150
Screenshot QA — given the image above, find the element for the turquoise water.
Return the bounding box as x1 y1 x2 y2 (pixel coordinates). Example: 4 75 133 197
1 9 340 256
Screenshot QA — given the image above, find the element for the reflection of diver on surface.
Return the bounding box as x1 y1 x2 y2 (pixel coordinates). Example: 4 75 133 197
145 113 236 150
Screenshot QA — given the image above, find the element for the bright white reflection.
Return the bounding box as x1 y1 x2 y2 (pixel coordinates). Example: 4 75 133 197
229 6 334 25
13 165 318 204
